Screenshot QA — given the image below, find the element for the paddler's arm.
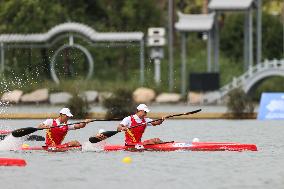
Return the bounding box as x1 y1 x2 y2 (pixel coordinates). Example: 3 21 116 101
73 119 91 129
117 117 131 131
150 117 165 126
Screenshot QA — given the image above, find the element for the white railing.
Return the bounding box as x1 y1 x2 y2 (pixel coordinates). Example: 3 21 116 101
203 59 284 104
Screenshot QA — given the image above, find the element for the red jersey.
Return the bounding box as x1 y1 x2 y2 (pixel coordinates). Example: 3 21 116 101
125 115 146 145
45 119 68 146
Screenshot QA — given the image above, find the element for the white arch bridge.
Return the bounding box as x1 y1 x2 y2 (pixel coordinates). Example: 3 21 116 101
202 59 284 104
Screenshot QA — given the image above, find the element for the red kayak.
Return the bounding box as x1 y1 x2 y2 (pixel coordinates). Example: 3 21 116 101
0 130 11 135
0 157 27 166
0 130 11 140
20 141 257 152
104 141 257 151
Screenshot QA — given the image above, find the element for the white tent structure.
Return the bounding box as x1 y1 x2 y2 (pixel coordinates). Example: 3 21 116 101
175 12 215 95
208 0 262 70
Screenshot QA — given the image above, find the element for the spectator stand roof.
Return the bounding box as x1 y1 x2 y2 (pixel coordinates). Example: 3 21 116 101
208 0 255 11
175 12 215 32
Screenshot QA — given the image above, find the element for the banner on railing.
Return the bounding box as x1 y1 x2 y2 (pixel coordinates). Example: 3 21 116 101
257 92 284 120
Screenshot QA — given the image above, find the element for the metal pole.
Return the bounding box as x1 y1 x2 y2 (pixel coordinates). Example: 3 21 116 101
0 43 4 73
244 11 249 70
207 31 212 72
256 0 262 64
140 39 145 85
154 58 161 85
248 7 253 67
168 0 174 92
69 35 74 46
214 12 219 72
181 33 187 96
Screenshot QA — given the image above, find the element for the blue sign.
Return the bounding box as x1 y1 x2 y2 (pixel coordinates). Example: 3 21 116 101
257 93 284 120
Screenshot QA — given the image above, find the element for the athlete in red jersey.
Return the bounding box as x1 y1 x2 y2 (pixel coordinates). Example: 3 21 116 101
38 108 91 147
117 104 164 145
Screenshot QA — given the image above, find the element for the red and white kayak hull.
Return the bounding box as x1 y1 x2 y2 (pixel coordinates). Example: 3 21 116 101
19 141 257 152
104 141 257 152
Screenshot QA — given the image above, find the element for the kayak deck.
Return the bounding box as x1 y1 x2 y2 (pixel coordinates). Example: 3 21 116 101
21 145 82 152
20 141 257 152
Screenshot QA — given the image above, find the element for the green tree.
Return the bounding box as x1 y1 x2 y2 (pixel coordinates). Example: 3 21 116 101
226 88 255 117
220 12 283 62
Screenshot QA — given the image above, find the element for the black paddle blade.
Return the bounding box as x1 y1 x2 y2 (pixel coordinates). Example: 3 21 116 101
89 136 102 143
189 109 202 114
11 127 39 137
0 134 45 141
102 131 120 137
89 131 119 143
0 135 6 140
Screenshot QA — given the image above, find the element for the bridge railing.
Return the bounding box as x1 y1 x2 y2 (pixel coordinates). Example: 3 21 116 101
203 59 284 104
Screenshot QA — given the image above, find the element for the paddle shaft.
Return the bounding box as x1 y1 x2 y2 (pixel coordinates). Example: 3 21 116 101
37 119 97 130
11 118 122 137
40 117 123 130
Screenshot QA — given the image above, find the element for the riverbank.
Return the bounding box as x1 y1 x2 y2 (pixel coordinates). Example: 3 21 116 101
0 104 258 119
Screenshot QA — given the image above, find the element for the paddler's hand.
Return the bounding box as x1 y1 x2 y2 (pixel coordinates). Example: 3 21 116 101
152 117 165 126
117 125 128 132
38 124 50 129
95 133 107 140
75 119 91 129
81 119 92 128
83 119 92 124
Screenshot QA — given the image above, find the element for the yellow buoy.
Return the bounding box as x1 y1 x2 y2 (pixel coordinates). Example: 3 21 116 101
22 144 30 148
122 156 132 164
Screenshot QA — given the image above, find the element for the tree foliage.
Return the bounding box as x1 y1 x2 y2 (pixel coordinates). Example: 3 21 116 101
67 93 90 119
103 89 136 119
226 88 255 116
220 12 283 62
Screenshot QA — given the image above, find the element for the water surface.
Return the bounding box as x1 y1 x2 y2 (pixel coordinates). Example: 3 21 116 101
0 119 283 189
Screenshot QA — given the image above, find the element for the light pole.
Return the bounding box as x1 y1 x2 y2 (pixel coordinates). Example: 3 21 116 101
168 0 174 92
147 28 166 86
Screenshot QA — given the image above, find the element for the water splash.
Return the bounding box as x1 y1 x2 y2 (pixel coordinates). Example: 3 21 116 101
0 134 27 151
81 141 107 152
0 71 39 129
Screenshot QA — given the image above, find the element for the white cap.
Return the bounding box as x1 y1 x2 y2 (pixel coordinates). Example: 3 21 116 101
137 104 150 113
98 129 105 134
59 108 73 117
